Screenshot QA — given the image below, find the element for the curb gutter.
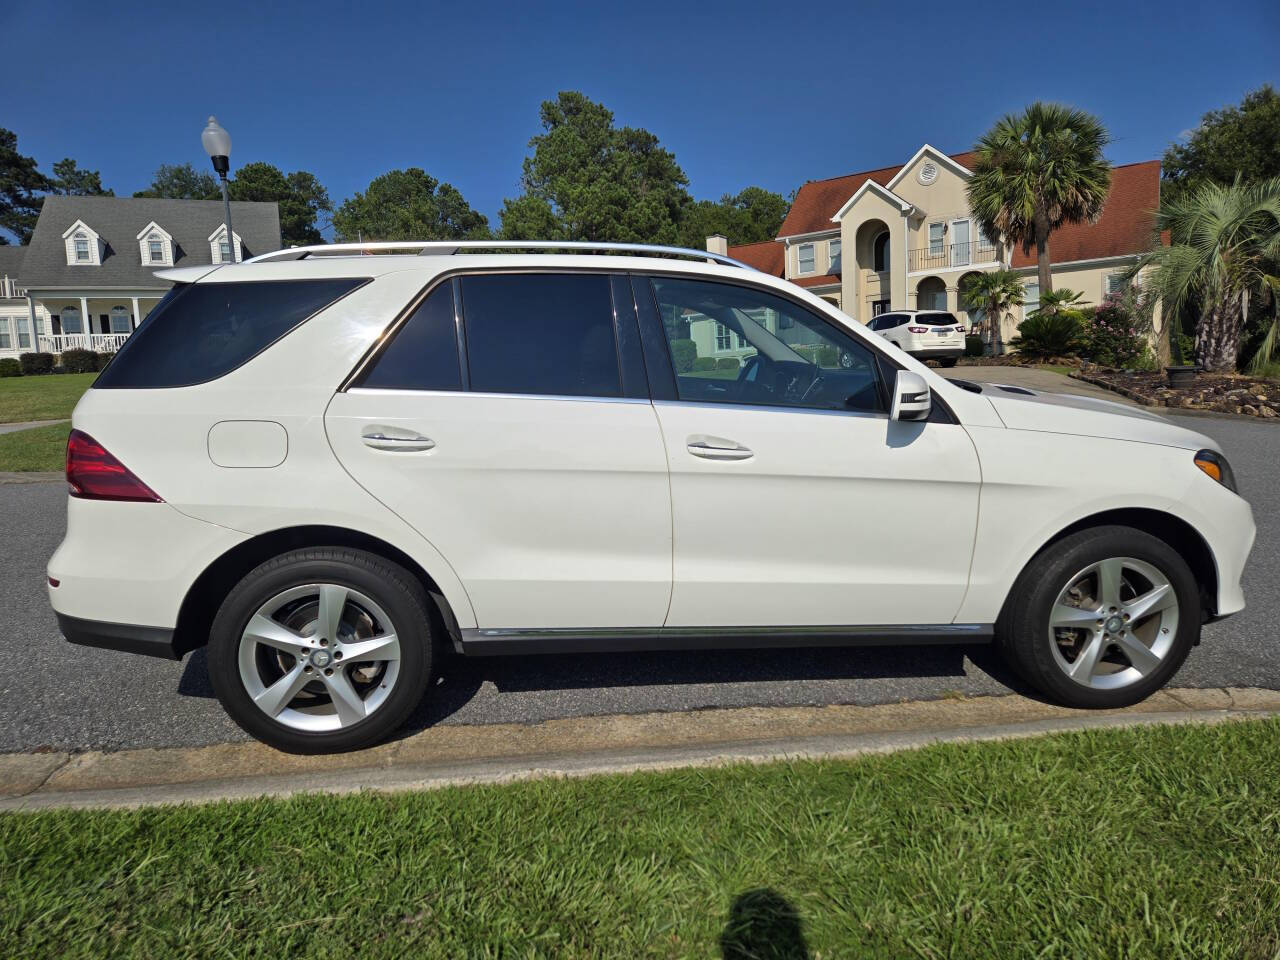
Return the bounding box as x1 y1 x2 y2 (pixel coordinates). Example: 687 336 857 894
2 687 1277 812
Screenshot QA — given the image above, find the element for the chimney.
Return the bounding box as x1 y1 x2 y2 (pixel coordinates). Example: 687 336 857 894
705 234 729 256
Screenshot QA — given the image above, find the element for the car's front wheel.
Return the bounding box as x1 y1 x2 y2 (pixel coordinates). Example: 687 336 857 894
208 547 433 753
997 526 1200 708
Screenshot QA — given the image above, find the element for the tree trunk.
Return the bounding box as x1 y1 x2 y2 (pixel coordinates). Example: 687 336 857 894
1034 205 1053 296
1196 295 1242 372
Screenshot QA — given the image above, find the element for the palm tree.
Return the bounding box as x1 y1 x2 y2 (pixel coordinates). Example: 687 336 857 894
968 103 1112 296
1029 288 1084 318
961 269 1026 354
1138 176 1280 371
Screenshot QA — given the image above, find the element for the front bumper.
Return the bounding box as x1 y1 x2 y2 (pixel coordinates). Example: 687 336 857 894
57 613 180 660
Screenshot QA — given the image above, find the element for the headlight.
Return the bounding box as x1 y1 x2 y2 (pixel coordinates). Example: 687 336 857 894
1194 449 1238 493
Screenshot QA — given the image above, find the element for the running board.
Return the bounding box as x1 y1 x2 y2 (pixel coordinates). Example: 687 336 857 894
457 624 993 656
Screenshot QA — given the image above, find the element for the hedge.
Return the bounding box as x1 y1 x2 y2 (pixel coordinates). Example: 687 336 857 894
0 358 20 378
670 339 697 374
95 352 116 371
19 352 54 375
715 357 739 371
964 335 985 357
61 349 99 374
692 356 718 372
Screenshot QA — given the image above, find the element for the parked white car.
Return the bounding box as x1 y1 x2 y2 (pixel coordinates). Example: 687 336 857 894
48 242 1255 753
868 309 967 366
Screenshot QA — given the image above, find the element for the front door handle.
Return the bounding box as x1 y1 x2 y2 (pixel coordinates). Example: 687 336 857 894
361 428 436 452
686 438 753 461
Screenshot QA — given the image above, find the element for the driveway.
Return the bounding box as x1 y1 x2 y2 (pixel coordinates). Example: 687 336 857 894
2 371 1275 754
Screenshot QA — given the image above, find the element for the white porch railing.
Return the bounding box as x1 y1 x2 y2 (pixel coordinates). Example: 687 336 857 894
37 333 132 354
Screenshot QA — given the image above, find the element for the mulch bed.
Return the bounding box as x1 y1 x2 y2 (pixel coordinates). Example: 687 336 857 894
954 356 1082 368
1072 367 1280 419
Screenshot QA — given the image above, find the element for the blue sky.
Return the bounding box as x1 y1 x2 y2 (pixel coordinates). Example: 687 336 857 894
4 0 1278 236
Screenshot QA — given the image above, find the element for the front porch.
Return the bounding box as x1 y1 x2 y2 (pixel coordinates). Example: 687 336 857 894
17 291 167 357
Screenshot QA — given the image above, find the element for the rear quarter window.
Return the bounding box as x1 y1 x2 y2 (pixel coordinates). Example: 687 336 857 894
94 277 367 389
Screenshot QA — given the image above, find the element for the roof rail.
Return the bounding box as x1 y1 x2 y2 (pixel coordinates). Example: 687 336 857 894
243 240 756 271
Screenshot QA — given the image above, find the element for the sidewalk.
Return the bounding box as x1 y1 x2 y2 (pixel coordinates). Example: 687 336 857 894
4 686 1276 811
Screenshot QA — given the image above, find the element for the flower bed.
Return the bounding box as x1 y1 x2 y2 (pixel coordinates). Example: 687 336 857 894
954 355 1083 368
1072 367 1280 418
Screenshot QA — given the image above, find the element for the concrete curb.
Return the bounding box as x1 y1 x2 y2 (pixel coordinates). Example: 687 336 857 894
1070 372 1280 423
3 686 1276 812
0 471 62 484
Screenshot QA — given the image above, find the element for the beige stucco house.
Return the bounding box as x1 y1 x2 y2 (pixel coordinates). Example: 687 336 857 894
710 144 1163 343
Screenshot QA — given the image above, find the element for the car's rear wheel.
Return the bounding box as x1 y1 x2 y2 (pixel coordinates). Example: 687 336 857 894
208 548 432 753
997 526 1200 708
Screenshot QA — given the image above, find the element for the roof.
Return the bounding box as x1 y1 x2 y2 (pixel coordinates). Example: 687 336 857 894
727 239 784 277
778 152 977 238
19 196 282 289
0 245 24 279
1009 160 1161 267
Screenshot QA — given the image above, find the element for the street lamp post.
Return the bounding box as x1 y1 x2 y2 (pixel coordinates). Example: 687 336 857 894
201 116 235 263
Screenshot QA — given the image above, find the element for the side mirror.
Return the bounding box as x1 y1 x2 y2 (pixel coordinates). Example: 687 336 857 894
891 370 931 421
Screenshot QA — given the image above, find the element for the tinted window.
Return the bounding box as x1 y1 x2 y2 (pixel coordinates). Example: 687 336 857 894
461 273 620 398
917 313 960 326
649 277 883 414
95 278 366 389
356 283 461 391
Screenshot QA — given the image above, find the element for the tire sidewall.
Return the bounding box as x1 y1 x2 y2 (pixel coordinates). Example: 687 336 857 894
208 551 431 753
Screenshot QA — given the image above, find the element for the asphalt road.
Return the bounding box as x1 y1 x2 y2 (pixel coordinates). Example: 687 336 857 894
2 411 1276 754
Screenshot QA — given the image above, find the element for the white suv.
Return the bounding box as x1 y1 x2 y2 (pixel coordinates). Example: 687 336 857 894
48 242 1255 753
869 310 967 366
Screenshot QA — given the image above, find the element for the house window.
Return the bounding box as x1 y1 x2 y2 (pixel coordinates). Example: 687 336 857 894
716 323 732 351
219 240 232 264
797 243 815 274
829 237 841 272
148 238 165 263
74 235 90 262
928 223 945 257
0 319 11 350
871 299 891 317
1106 273 1130 296
872 232 890 272
110 307 131 333
1023 282 1040 311
15 317 30 349
60 306 83 335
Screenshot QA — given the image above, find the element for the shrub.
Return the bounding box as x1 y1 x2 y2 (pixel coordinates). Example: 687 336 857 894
715 357 739 371
95 351 116 371
1082 293 1151 368
670 339 696 374
61 348 98 374
19 352 54 375
965 335 985 357
815 345 839 366
1010 310 1085 359
0 358 20 378
692 356 718 372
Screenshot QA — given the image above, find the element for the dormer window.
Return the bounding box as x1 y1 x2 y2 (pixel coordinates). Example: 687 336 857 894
219 240 231 263
74 235 90 261
209 224 243 264
148 239 164 262
136 221 174 266
63 220 103 265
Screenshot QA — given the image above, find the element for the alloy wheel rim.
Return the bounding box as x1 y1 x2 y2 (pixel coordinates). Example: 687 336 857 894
1047 557 1179 690
237 583 402 732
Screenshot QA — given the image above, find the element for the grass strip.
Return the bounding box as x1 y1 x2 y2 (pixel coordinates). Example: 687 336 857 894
2 718 1278 958
0 372 96 423
0 421 70 472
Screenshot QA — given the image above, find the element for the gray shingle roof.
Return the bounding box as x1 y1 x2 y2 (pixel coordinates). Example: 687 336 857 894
19 196 282 290
0 245 25 280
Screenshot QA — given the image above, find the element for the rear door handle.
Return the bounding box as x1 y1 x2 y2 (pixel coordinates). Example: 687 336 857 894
686 438 753 461
361 428 435 452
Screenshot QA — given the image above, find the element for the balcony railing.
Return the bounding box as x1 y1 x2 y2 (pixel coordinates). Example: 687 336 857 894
0 277 25 300
37 333 131 354
909 240 998 273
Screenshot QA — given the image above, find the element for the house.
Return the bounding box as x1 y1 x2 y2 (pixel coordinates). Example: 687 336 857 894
4 196 282 358
0 247 49 356
709 144 1162 342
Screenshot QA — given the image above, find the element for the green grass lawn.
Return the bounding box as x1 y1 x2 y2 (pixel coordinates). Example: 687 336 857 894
0 373 96 423
0 421 70 472
1037 363 1076 376
3 719 1278 959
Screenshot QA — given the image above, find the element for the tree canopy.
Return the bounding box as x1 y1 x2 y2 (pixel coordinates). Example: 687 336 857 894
0 128 48 243
967 102 1112 295
500 91 690 242
1163 86 1280 203
675 186 789 248
229 162 332 246
333 168 489 242
47 158 113 197
134 163 220 200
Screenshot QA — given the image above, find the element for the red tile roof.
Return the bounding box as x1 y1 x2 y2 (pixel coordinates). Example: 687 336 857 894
1009 160 1161 267
777 152 977 238
726 239 784 277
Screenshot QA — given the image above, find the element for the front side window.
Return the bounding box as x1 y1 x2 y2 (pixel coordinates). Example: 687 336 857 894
461 273 620 398
650 276 883 414
356 283 461 392
74 236 90 262
797 243 815 274
95 278 366 389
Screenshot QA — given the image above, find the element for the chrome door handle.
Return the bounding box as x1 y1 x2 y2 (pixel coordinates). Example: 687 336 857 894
361 430 435 452
686 439 753 461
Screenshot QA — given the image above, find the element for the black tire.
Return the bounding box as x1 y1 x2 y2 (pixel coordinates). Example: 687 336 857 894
996 525 1200 708
208 547 433 753
938 357 959 368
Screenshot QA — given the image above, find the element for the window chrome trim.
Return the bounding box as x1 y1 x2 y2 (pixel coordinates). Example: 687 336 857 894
345 386 651 405
653 399 888 421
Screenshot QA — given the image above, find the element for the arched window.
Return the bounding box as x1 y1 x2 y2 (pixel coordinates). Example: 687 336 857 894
60 305 83 335
110 306 131 333
873 231 890 272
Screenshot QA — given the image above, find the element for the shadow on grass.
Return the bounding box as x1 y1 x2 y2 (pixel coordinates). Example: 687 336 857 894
720 888 809 960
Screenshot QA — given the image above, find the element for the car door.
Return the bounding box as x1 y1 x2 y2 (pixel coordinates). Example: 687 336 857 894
326 272 672 630
635 274 981 628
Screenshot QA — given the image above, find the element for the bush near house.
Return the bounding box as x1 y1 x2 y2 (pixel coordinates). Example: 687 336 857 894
670 338 696 373
1010 310 1086 359
0 358 20 378
95 352 115 371
965 335 985 357
692 356 718 372
61 349 98 374
19 353 54 376
1082 292 1155 369
715 357 739 371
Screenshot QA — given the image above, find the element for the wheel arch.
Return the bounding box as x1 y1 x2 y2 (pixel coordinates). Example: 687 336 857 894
1007 507 1220 620
172 525 465 657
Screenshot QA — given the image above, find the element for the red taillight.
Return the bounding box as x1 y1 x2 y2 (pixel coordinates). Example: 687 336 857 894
66 429 162 503
907 325 928 333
